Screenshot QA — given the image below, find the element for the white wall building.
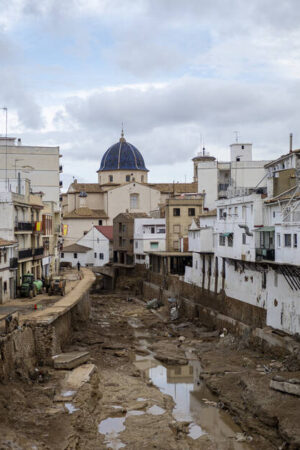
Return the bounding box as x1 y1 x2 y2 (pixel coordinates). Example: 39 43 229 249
194 143 270 210
134 218 166 265
61 225 113 267
0 239 18 303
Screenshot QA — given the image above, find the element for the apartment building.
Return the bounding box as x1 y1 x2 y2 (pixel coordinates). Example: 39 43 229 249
0 239 18 303
134 218 166 265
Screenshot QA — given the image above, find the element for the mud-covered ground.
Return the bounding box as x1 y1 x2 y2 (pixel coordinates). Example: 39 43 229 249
0 292 299 449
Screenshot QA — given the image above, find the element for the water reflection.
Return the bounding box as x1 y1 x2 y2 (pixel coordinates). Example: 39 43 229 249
135 354 252 449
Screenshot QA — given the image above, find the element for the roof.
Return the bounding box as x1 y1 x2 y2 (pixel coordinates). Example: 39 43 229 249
98 133 148 172
149 182 198 194
95 225 113 241
63 207 108 219
146 251 192 256
200 209 217 217
114 212 150 221
0 238 16 247
62 243 92 253
264 149 300 168
68 182 103 193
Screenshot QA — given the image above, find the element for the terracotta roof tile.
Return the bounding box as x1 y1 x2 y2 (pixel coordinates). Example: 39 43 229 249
63 207 108 219
95 226 113 241
62 243 92 253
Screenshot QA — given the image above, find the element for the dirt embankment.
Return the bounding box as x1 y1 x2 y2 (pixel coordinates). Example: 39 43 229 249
0 292 299 449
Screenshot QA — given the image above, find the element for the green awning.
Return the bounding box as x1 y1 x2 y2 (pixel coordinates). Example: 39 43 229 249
254 226 275 232
222 232 233 237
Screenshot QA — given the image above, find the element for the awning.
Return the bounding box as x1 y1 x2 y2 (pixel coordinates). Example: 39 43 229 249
222 232 233 237
254 226 275 232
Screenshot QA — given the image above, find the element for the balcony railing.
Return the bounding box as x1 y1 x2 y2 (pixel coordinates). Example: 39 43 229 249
10 257 18 269
33 247 44 257
15 221 33 232
18 248 33 260
256 248 275 261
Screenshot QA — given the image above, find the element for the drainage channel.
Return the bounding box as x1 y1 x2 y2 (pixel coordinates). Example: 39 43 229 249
130 321 253 449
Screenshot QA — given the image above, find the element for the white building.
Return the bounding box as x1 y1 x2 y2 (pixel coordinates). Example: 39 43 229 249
0 238 18 303
134 218 166 266
194 143 270 210
0 137 61 205
61 225 113 267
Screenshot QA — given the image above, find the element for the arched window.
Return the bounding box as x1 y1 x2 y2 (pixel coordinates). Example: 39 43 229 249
126 175 130 182
141 175 144 182
109 175 113 182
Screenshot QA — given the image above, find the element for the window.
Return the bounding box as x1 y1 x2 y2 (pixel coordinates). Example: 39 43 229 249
130 193 139 209
262 271 267 289
284 234 291 247
173 208 180 216
273 211 276 218
173 240 179 250
234 207 238 216
61 252 64 258
150 242 159 249
242 206 246 219
4 252 7 263
242 233 246 245
126 175 130 182
4 281 7 292
141 175 144 182
219 235 225 246
228 233 233 247
236 157 240 162
119 223 122 233
294 234 298 248
151 227 155 234
277 233 281 248
98 220 102 225
241 145 244 149
219 208 224 219
173 224 181 233
99 253 104 259
157 228 165 234
94 252 97 258
74 253 77 259
119 237 122 246
135 241 138 249
188 208 195 216
109 175 113 182
122 224 127 233
83 231 88 235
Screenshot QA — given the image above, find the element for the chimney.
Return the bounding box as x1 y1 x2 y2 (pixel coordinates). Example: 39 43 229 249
290 133 293 153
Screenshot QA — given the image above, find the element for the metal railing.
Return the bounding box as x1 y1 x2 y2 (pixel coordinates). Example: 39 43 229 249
9 257 18 268
18 248 33 259
15 221 33 231
33 247 44 257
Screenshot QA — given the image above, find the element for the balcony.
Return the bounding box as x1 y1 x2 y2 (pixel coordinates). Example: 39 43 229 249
256 248 275 261
33 247 44 258
18 248 33 260
15 221 33 232
9 257 18 269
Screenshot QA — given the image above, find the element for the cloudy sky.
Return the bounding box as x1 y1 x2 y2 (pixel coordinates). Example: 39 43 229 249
1 0 300 187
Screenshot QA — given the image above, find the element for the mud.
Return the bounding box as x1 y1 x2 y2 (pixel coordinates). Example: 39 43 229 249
0 291 299 449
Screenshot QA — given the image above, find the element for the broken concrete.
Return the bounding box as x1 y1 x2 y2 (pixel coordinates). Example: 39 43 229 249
53 351 90 369
270 378 300 397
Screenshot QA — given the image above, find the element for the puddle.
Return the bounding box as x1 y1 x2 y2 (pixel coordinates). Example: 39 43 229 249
98 417 126 449
134 352 252 449
61 390 76 397
64 403 79 414
136 397 146 401
126 410 145 417
147 405 166 416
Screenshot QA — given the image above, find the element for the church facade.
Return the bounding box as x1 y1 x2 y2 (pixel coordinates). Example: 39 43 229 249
62 132 197 247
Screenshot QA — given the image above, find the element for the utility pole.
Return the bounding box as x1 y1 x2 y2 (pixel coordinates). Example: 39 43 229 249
1 107 8 189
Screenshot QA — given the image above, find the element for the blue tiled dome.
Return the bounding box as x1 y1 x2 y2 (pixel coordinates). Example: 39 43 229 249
98 134 148 172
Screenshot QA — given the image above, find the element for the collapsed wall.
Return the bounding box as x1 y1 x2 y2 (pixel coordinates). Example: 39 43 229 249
0 269 95 381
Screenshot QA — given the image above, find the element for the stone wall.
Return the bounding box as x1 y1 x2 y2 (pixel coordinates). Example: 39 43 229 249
144 271 266 330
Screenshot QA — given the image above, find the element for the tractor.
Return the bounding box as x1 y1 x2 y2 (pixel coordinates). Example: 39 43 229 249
19 274 43 298
48 276 66 296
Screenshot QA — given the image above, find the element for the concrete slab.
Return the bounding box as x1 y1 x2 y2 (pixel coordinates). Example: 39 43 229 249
53 351 90 369
270 379 300 397
64 363 97 389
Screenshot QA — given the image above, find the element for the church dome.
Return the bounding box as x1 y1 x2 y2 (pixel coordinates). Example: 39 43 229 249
98 132 148 172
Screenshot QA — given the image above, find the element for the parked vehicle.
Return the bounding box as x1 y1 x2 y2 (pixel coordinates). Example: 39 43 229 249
19 274 43 298
48 277 66 296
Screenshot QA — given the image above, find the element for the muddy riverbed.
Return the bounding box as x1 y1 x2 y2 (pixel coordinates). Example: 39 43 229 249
0 292 299 449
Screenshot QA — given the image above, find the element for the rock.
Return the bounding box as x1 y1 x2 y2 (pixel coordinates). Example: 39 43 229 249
288 378 300 385
114 350 127 357
272 375 285 382
53 351 90 370
270 379 300 396
178 336 186 342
